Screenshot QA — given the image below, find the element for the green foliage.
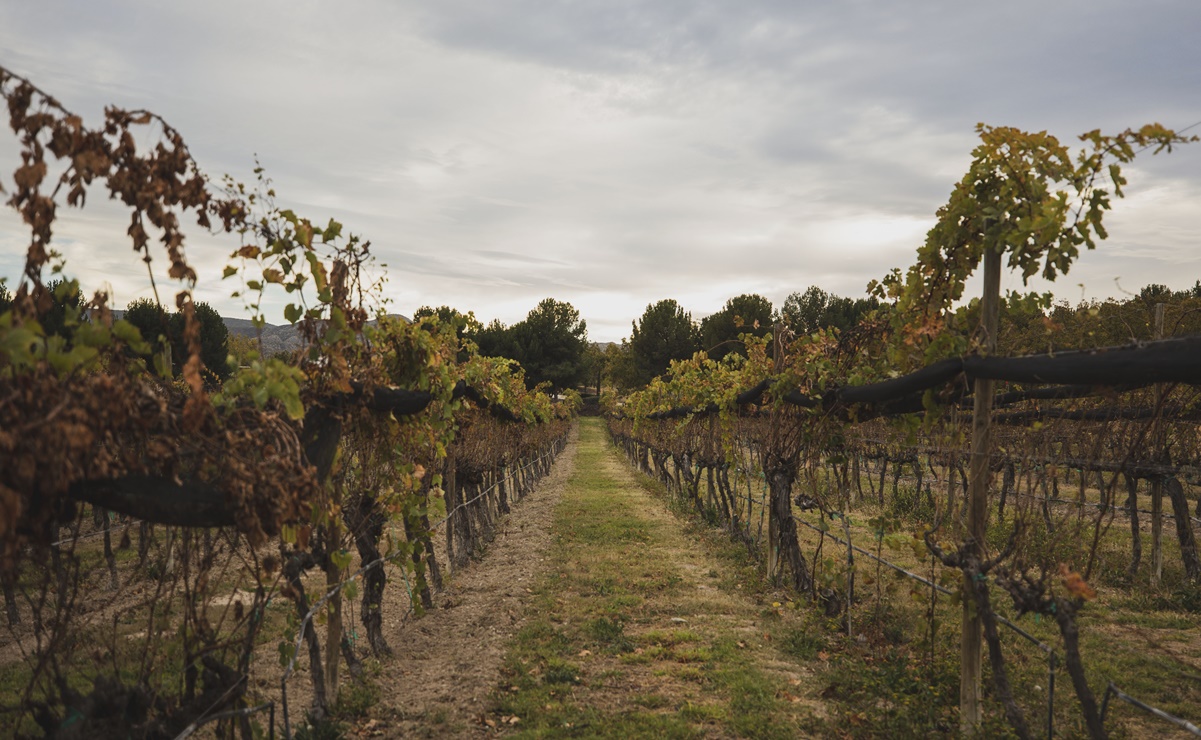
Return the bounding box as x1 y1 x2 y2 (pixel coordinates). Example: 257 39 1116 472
334 678 380 718
122 298 171 353
579 341 608 397
469 317 514 359
37 278 85 341
872 122 1195 368
886 484 936 524
123 298 231 384
168 301 230 385
292 716 346 740
821 647 962 736
505 297 590 391
778 628 824 660
603 340 640 392
699 293 773 360
779 286 880 336
1 279 153 377
413 305 481 337
414 304 481 361
213 357 306 417
629 299 699 386
587 616 634 653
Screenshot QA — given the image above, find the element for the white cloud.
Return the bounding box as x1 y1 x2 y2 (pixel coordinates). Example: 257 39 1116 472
1 0 1198 341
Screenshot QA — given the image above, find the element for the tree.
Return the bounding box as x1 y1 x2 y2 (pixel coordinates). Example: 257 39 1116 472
581 342 608 397
471 318 515 360
123 298 172 354
169 301 230 386
604 341 640 393
125 299 230 384
779 287 879 336
629 299 698 386
0 278 85 339
699 293 773 361
507 298 589 392
1 279 84 341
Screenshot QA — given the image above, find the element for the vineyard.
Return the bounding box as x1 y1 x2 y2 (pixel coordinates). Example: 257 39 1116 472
601 124 1201 737
0 65 578 738
2 63 1201 740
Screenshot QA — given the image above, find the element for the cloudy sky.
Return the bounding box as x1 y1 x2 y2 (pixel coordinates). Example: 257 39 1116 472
2 1 1199 341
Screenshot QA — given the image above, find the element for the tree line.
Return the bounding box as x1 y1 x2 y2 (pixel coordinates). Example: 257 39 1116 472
601 280 1201 393
605 287 880 390
12 276 1193 405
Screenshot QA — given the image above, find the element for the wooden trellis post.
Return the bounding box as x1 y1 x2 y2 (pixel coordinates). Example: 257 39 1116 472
1151 302 1165 586
962 246 1001 733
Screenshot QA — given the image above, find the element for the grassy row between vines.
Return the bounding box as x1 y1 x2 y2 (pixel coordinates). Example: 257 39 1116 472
635 445 1201 738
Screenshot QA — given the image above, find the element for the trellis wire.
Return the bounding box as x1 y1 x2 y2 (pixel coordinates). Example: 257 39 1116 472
279 441 564 739
1101 682 1201 736
174 701 274 739
795 517 1057 739
620 429 1201 738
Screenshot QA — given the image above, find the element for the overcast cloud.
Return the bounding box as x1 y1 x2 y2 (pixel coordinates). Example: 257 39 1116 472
1 0 1198 341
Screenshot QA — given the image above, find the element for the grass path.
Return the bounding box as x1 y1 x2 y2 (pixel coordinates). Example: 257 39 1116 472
489 418 826 738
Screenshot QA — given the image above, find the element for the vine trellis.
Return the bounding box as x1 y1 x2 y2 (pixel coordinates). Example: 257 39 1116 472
608 120 1199 739
0 64 577 738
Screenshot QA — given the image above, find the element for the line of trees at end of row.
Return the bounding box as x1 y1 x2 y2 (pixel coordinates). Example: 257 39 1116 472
412 287 879 398
607 279 1201 392
606 287 881 389
415 297 591 394
14 276 1195 402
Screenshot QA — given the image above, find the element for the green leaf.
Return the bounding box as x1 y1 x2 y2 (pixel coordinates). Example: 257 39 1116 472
283 394 304 420
278 641 296 667
111 319 143 345
153 350 173 379
331 549 353 570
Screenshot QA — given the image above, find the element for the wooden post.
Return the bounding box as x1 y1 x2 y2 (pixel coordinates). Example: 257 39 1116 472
325 492 343 703
1151 302 1165 586
767 499 781 583
444 451 458 570
962 246 1001 734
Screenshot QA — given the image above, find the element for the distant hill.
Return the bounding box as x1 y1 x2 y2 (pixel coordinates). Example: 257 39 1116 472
226 314 412 357
222 318 305 357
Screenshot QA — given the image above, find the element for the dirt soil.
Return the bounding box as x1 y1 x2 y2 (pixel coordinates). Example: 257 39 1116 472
366 424 581 736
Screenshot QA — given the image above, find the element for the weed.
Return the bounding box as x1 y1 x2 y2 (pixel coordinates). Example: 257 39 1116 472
543 659 581 685
633 693 671 709
679 701 728 722
887 484 936 523
293 715 346 740
779 627 824 660
587 616 635 653
333 678 379 719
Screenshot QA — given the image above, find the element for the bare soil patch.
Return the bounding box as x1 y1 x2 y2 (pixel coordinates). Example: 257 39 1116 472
362 424 581 737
